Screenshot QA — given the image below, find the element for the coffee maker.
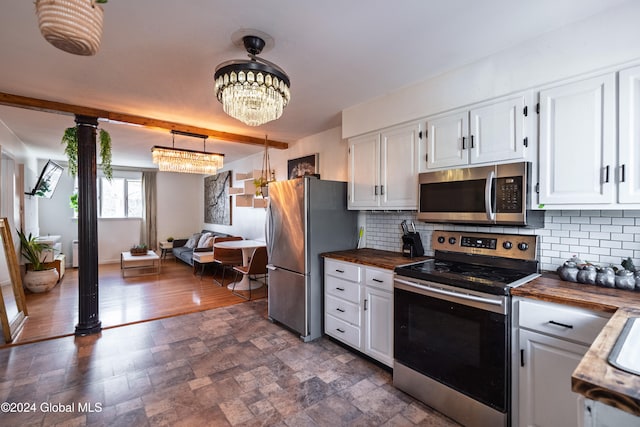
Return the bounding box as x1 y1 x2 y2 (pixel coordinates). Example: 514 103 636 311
401 220 424 258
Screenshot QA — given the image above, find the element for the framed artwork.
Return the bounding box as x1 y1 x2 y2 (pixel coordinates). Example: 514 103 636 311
204 171 232 225
287 153 319 179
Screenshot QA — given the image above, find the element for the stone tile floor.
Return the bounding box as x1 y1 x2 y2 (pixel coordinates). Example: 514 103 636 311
0 300 459 426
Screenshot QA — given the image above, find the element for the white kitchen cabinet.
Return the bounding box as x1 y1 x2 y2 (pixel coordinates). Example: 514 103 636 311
538 72 616 206
348 122 419 210
583 398 640 427
618 64 640 204
324 258 393 367
423 91 532 171
514 298 610 427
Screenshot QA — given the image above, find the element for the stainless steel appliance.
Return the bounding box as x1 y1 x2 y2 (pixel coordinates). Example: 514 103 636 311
265 177 357 342
394 231 540 427
418 161 543 227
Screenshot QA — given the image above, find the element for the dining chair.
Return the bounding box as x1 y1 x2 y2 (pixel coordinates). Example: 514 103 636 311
231 246 268 300
212 236 243 286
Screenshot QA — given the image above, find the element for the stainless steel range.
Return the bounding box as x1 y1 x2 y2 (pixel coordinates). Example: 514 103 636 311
393 231 539 427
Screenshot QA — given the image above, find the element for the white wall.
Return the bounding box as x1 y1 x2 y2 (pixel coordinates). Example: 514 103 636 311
156 171 203 243
343 0 640 138
204 126 348 240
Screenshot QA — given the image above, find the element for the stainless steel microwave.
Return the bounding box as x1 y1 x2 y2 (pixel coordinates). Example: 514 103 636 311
418 162 543 227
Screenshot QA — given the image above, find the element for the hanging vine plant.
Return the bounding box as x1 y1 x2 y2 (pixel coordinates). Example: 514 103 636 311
61 126 113 180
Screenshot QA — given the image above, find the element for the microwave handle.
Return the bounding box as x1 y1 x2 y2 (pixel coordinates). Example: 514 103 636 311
485 170 496 221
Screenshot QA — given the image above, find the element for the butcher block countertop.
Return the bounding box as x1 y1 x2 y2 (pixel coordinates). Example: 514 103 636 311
321 248 430 270
512 273 640 417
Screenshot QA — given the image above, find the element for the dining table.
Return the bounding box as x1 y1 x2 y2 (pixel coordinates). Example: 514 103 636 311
213 239 267 291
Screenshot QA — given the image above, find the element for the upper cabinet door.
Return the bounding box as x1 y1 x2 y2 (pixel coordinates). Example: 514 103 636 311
619 65 640 204
380 123 419 209
425 108 468 169
348 133 380 209
538 73 616 205
469 92 530 164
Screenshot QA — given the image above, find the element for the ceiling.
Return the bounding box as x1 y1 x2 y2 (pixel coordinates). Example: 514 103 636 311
0 0 629 169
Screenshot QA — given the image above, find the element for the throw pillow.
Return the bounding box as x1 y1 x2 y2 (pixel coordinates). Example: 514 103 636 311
202 236 214 248
185 233 201 249
197 233 212 248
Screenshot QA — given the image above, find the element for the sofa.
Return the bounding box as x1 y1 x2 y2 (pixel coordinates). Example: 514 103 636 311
172 230 232 266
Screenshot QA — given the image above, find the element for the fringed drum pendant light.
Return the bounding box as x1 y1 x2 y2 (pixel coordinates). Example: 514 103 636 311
214 31 291 127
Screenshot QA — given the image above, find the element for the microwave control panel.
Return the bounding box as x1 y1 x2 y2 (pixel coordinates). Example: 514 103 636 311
495 176 523 213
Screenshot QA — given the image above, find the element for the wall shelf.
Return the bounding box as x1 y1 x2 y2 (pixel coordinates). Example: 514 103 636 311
231 170 273 208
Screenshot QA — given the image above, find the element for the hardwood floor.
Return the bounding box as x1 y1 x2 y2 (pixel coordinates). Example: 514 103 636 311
1 258 266 347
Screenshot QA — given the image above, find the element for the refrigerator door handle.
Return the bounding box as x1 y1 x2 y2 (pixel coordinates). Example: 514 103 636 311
265 201 274 258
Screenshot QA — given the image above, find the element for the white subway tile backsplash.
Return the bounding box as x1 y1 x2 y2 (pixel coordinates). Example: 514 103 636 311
364 210 640 273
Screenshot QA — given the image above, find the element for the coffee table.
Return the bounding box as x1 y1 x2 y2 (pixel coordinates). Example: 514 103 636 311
120 251 161 278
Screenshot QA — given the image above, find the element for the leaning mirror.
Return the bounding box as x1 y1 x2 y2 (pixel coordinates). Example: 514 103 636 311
0 217 28 343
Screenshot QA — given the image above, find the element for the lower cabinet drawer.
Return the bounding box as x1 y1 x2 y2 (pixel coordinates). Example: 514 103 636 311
518 299 610 346
325 275 360 304
325 314 361 348
325 294 360 325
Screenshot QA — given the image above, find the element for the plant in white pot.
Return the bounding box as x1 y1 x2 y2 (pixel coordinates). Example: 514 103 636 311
17 230 59 293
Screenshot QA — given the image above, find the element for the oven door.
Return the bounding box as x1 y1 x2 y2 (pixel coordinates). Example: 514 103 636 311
394 277 509 412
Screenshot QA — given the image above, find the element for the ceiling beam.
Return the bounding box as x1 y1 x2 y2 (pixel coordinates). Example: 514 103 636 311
0 92 289 149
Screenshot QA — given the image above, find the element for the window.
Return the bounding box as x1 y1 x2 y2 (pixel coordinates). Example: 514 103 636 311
98 177 142 218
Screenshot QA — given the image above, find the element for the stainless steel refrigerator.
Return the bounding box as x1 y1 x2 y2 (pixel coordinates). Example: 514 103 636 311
265 177 357 342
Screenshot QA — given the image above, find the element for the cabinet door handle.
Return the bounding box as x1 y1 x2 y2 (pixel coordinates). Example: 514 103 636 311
336 328 345 333
364 299 368 311
380 185 384 195
335 269 344 274
548 320 573 329
470 134 475 148
372 278 384 283
462 136 466 150
604 165 610 183
374 185 379 195
336 308 345 313
335 287 345 291
621 164 626 183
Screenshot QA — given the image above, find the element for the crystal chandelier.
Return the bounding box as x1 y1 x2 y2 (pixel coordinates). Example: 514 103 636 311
214 32 291 127
151 131 224 175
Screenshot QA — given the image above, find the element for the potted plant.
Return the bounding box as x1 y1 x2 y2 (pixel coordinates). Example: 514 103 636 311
17 230 59 293
62 126 113 180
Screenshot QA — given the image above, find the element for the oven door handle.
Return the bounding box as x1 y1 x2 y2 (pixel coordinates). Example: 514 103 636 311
394 278 503 307
485 170 496 222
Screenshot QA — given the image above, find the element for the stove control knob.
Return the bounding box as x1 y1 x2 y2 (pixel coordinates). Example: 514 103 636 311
448 237 457 245
517 242 529 251
437 236 445 244
502 241 513 250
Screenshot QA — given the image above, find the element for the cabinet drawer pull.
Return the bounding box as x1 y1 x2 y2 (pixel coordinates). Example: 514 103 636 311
372 278 384 283
335 287 345 291
335 269 345 274
336 308 345 313
336 328 345 333
548 320 573 329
